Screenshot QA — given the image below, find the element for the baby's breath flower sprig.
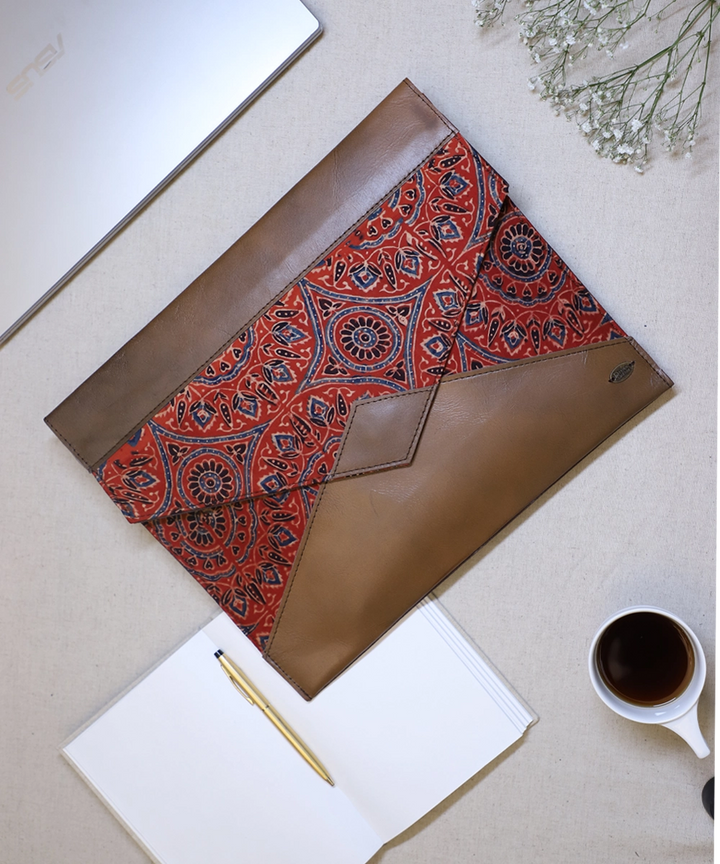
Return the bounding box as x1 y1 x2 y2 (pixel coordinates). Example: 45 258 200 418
472 0 717 168
518 0 672 68
473 0 513 27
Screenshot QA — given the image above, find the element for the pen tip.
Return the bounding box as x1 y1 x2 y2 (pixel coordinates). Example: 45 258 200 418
214 650 223 658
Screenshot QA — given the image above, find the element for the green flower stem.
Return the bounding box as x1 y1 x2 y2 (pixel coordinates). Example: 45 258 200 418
473 0 717 166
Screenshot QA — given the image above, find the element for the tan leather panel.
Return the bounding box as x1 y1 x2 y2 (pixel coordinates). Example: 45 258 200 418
331 386 434 477
265 338 672 699
45 80 455 470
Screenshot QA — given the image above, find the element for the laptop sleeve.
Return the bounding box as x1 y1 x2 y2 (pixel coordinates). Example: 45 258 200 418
45 80 672 699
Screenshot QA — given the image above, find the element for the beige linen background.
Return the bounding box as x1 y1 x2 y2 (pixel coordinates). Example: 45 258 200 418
0 1 715 862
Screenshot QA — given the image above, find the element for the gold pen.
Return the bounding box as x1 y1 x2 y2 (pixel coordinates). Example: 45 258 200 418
214 650 334 786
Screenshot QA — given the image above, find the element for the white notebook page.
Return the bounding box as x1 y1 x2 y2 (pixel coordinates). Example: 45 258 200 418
65 601 533 864
65 629 381 864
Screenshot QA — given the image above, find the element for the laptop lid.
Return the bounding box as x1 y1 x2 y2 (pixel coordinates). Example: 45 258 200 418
0 0 321 345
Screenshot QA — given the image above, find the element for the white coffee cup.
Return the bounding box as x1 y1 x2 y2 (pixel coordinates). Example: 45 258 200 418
588 605 709 758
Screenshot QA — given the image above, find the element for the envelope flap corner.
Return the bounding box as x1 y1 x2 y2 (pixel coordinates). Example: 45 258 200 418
331 386 436 478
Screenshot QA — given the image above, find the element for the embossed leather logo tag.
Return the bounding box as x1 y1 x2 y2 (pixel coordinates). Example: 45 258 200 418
609 360 635 383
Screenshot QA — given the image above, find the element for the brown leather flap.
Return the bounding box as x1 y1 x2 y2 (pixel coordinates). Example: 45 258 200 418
330 386 436 478
44 79 456 473
264 338 672 699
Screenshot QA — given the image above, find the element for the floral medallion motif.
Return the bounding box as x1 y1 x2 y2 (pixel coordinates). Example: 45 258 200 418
499 221 546 276
330 308 401 370
93 134 625 652
178 450 240 510
184 508 227 548
444 198 625 372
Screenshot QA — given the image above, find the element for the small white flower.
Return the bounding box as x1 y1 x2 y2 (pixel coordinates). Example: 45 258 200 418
475 0 711 169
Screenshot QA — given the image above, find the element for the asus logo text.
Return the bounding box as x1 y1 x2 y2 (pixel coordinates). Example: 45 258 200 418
6 34 65 100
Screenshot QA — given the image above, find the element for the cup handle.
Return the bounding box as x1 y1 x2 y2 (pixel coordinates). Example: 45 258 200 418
661 702 710 758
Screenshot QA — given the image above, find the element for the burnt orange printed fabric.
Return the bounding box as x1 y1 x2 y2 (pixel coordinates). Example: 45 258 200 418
92 134 623 648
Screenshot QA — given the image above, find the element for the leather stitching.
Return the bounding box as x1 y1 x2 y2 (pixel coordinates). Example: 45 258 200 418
45 415 88 466
263 652 312 700
440 337 635 387
264 479 331 684
264 336 671 690
625 337 673 387
329 386 434 478
88 131 457 472
401 80 457 133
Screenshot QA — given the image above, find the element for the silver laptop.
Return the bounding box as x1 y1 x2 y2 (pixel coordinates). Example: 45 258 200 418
0 0 321 345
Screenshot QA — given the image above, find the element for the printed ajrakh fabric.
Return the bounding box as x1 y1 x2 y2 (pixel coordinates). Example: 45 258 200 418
92 132 624 649
443 196 625 374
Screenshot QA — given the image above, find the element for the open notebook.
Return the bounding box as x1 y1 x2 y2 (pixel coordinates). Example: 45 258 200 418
63 599 535 864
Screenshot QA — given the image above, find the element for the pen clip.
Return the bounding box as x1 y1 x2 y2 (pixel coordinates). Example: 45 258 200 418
227 671 255 705
216 650 255 705
213 648 333 785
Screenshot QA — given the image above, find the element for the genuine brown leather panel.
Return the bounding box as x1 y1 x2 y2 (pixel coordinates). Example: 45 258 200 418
265 338 672 699
331 386 435 478
45 79 455 471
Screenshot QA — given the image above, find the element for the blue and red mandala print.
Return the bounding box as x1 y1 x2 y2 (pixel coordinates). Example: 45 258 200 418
94 134 624 650
145 487 317 644
444 197 625 373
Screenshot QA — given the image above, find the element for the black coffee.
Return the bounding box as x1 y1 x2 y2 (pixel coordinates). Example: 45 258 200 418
596 611 694 706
